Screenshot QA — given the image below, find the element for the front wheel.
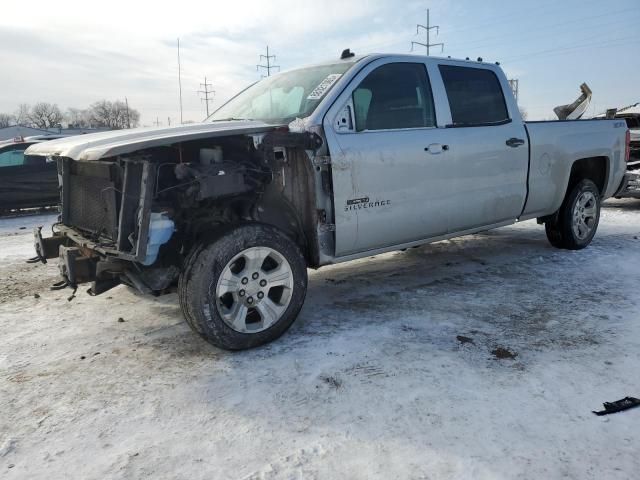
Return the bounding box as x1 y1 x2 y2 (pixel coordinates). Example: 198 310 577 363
545 179 601 250
180 224 308 350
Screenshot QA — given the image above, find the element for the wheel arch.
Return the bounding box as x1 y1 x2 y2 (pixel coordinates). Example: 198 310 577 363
566 155 609 197
538 156 608 225
184 194 313 268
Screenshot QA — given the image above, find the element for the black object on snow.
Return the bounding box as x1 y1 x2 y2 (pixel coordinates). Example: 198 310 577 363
592 397 640 416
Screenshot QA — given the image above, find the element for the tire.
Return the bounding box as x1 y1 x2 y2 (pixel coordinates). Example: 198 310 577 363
180 224 308 350
178 243 206 337
544 221 564 248
545 179 601 250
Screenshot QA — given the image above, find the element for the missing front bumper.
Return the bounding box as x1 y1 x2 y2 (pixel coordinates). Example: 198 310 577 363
30 226 125 295
31 226 178 296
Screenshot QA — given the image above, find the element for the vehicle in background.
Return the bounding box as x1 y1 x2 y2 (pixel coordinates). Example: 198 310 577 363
0 136 65 212
27 52 629 350
595 104 640 198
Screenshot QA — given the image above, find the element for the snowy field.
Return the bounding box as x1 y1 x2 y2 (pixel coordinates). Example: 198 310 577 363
1 200 639 480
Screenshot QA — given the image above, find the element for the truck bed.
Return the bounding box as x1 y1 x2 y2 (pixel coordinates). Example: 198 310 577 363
521 119 627 220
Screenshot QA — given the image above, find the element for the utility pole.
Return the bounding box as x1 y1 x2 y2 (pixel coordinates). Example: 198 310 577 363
411 9 444 55
125 96 131 129
257 46 280 77
177 37 184 124
198 76 215 117
154 117 161 127
508 79 519 102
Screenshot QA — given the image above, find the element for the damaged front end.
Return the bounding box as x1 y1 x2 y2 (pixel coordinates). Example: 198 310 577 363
30 127 326 296
30 155 179 295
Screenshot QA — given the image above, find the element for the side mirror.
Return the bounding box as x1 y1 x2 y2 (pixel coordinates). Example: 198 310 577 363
334 101 354 133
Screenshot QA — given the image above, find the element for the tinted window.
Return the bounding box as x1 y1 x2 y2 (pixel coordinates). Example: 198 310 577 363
0 144 29 168
439 65 509 126
353 63 436 131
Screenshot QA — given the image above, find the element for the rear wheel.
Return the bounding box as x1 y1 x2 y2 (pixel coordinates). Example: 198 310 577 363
180 224 307 350
545 179 601 250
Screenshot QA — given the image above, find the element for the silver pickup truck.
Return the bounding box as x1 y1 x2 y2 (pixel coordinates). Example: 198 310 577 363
27 52 630 350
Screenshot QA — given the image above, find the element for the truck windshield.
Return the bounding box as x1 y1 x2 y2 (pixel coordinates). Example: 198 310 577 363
208 62 356 124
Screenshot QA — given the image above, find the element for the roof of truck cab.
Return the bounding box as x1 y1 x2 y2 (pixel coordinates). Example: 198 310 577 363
292 53 498 71
366 53 498 66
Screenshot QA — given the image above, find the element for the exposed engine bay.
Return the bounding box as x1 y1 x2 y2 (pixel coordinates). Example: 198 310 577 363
33 128 333 295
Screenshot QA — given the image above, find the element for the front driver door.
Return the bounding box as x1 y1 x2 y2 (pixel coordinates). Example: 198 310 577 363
323 60 452 256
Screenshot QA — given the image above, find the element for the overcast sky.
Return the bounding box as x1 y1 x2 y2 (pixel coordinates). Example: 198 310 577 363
1 0 639 125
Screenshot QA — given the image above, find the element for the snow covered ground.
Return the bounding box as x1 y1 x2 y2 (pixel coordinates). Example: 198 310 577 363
1 200 639 480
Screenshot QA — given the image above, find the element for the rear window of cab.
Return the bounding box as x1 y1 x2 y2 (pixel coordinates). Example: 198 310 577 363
439 65 509 126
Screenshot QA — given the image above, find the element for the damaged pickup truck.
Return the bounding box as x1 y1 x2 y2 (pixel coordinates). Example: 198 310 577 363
26 52 630 350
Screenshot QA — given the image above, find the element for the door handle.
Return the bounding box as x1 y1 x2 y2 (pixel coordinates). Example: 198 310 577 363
506 137 525 148
424 144 449 154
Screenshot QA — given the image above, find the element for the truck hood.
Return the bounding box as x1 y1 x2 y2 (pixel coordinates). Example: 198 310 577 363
25 120 277 161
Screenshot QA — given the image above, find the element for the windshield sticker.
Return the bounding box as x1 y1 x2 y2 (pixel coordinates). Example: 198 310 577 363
307 74 342 100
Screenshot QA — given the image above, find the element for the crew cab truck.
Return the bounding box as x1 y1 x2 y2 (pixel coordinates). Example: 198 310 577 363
27 53 629 350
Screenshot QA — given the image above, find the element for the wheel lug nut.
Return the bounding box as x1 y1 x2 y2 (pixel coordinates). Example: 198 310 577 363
252 272 259 280
257 291 264 299
241 277 248 285
259 279 267 287
238 289 245 297
247 296 254 304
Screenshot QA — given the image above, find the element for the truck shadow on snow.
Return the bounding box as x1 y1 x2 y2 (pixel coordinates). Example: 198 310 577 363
284 226 629 363
138 225 632 368
603 198 640 210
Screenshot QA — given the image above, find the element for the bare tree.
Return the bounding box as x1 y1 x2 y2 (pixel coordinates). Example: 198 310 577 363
89 100 110 127
89 100 140 129
65 107 93 128
6 100 140 131
14 104 31 125
126 107 140 129
28 102 63 129
0 113 15 128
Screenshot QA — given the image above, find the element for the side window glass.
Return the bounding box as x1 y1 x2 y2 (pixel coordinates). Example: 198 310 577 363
439 65 509 126
353 89 372 128
352 63 436 131
0 145 28 168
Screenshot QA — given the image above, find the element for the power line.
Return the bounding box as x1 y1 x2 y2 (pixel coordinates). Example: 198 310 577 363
257 45 280 77
358 0 620 57
411 9 443 56
198 76 215 117
501 34 638 64
444 7 639 53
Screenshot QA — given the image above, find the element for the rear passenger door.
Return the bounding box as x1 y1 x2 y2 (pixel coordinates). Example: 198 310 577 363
435 64 529 233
